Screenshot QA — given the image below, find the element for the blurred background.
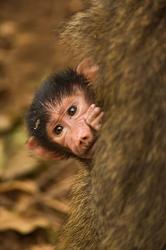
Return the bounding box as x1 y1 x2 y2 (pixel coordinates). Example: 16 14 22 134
0 1 88 249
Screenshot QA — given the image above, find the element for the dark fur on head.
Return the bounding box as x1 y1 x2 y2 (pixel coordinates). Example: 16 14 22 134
26 68 95 158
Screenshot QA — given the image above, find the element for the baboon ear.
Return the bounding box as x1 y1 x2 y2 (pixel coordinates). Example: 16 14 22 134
76 58 99 82
26 136 63 160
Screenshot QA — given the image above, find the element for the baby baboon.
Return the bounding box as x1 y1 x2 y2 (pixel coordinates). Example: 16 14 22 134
26 58 103 165
58 0 166 249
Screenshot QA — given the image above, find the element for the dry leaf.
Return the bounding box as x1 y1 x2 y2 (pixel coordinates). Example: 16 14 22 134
0 208 50 234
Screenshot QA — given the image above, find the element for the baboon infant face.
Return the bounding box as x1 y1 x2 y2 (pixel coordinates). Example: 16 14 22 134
46 90 103 157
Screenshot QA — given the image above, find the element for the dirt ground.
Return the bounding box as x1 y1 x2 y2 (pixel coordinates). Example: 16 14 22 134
0 1 87 249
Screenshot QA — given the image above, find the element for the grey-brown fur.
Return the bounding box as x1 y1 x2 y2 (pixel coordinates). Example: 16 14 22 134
58 1 166 249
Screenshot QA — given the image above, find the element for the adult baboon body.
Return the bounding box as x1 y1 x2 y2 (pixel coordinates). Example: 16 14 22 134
58 1 166 249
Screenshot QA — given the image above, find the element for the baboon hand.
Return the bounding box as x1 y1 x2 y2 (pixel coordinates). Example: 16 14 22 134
85 104 104 131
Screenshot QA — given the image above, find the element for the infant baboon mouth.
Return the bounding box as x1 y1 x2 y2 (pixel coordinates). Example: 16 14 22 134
82 137 97 156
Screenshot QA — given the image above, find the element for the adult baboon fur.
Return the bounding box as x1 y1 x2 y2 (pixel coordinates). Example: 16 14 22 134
58 1 166 249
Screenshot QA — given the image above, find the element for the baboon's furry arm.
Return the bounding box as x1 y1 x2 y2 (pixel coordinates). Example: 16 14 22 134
58 1 166 249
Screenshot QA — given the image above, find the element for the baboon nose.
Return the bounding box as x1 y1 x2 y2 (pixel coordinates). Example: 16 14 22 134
82 136 88 141
79 136 90 145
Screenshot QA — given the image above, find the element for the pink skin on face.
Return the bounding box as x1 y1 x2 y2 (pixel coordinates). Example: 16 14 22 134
46 90 103 157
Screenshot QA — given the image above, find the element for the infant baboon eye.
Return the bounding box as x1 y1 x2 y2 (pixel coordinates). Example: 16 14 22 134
53 125 63 135
67 105 77 116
